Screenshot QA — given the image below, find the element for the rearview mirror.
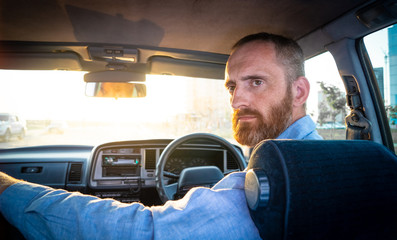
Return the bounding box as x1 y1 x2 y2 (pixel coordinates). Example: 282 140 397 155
85 82 146 98
84 70 146 98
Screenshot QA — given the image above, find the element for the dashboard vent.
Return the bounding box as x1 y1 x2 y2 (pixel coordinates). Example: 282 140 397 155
227 152 239 170
68 163 83 182
145 149 157 169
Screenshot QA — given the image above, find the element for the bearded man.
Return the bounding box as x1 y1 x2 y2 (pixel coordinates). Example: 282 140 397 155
225 32 322 147
0 33 321 240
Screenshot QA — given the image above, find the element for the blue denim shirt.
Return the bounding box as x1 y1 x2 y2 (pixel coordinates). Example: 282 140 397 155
0 115 321 240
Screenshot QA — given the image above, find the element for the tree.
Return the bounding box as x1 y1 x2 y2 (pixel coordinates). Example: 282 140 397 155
317 101 332 125
318 82 348 126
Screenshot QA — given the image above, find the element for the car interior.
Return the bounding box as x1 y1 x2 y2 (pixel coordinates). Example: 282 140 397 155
0 0 397 239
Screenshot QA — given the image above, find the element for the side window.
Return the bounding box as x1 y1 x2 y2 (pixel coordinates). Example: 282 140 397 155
305 52 348 140
364 23 397 150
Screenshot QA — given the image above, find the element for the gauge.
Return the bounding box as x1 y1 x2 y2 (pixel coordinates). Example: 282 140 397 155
164 157 188 175
191 157 208 167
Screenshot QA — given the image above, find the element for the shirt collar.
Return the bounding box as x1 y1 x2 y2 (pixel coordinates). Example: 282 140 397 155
276 115 320 140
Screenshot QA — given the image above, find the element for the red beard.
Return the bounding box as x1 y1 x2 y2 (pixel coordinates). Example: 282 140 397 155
232 87 293 147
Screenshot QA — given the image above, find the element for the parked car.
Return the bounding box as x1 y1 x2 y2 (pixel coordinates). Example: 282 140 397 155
46 120 68 134
0 0 396 239
0 113 25 142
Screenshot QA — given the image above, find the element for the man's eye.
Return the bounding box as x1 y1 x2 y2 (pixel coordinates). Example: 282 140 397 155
252 80 263 86
227 86 235 94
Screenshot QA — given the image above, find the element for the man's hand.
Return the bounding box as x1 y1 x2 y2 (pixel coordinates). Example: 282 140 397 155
0 172 20 195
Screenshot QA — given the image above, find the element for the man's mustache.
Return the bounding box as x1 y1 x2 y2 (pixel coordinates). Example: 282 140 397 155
233 108 262 119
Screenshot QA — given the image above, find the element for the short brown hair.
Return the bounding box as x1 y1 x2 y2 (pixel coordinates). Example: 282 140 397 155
232 32 305 83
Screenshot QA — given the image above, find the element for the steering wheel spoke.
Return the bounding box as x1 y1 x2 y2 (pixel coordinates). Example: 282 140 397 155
163 171 180 179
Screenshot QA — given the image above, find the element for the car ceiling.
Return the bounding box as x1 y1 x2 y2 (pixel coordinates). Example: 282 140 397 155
0 0 371 55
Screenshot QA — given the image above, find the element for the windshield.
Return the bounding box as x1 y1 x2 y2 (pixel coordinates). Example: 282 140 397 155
0 70 234 148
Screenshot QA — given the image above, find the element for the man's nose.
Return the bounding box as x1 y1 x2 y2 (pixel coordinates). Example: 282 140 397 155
231 86 248 110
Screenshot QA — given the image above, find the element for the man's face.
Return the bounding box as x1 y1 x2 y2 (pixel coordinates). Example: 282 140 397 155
225 41 293 147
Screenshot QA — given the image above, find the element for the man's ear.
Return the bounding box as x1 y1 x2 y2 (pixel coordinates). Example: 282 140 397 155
292 76 310 107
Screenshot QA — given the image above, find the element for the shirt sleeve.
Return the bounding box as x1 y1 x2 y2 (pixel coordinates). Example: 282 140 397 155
151 172 261 239
0 172 261 240
0 181 154 240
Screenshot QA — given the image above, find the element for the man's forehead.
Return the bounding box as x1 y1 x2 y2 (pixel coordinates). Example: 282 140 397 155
226 42 278 73
227 42 277 67
231 41 276 57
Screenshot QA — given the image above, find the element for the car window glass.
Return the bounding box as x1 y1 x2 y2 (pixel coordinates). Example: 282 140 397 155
0 71 236 149
364 23 397 151
305 52 347 140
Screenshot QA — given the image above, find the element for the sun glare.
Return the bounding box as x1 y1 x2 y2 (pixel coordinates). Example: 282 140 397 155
0 70 214 123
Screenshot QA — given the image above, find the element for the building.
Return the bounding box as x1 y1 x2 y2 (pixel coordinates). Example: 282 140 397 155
388 25 397 105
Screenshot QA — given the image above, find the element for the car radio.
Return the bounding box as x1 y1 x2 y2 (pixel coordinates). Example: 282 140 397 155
102 155 141 177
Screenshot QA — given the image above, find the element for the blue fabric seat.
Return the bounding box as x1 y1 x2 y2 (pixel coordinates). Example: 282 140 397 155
245 140 397 240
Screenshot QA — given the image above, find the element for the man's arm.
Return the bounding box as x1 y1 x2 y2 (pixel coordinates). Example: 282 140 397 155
0 172 20 195
0 171 261 239
0 177 155 239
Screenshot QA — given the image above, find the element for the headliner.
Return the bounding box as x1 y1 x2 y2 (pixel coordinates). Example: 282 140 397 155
0 0 371 55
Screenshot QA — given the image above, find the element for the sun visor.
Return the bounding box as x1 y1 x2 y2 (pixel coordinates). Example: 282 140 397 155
148 56 225 80
0 52 81 70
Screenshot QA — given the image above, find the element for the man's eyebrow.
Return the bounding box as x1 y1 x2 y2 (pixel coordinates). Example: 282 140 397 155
241 74 267 81
224 79 235 87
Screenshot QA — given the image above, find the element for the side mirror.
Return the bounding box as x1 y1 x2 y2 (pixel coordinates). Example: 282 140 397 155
84 71 146 98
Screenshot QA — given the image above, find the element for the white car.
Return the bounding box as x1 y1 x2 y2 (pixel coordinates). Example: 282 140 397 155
47 120 68 134
0 113 26 142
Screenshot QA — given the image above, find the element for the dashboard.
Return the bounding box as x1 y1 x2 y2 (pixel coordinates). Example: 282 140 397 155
0 138 244 205
89 139 242 203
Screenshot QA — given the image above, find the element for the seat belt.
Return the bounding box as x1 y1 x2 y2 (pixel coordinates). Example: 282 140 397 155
343 75 372 140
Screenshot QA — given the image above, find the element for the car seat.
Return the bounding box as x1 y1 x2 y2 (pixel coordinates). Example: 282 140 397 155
245 140 397 240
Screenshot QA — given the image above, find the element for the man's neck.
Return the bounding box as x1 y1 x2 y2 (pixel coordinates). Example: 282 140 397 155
291 108 306 124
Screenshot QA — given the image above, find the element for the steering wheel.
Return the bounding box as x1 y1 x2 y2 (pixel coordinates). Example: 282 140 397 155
155 133 246 203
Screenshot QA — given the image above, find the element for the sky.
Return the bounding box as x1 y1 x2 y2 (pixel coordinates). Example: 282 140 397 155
364 27 389 68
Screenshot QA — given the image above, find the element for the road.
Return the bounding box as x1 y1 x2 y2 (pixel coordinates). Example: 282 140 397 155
0 125 173 149
0 127 123 149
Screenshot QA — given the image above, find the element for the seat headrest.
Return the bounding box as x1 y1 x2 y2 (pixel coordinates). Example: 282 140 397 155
245 140 397 240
